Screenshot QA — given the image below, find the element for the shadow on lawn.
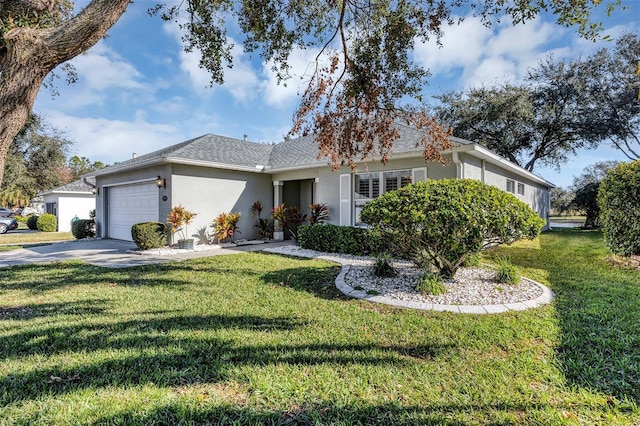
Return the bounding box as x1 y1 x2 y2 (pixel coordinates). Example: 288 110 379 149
0 310 453 404
83 400 574 425
501 229 640 403
0 261 194 293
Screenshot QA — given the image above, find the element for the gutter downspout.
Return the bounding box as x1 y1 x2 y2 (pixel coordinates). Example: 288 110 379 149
452 152 463 179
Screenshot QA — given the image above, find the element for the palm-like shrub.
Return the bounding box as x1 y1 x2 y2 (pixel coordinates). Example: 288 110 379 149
212 212 241 242
166 205 197 242
360 179 544 278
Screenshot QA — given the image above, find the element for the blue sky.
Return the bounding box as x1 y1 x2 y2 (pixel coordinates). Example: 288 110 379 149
33 1 639 188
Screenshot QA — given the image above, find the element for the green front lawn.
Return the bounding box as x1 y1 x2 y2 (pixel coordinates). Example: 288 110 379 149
0 231 74 246
0 230 638 424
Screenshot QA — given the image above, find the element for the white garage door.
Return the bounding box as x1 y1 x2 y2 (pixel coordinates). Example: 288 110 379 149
108 183 159 241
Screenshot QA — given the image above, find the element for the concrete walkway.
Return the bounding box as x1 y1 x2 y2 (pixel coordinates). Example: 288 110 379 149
0 239 288 269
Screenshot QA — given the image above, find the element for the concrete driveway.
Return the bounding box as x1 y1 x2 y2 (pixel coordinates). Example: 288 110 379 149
0 239 282 269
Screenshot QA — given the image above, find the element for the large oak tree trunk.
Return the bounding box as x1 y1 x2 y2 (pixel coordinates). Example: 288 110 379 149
0 0 130 188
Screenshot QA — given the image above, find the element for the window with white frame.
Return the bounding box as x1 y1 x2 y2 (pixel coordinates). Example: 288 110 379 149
517 182 525 195
355 170 412 224
506 179 515 194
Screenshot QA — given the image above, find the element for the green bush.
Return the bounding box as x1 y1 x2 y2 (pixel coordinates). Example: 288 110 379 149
416 272 446 296
297 224 384 256
36 213 57 232
494 256 520 285
373 252 397 278
71 219 96 239
26 215 39 230
361 179 545 278
131 222 167 250
14 215 28 223
598 160 640 256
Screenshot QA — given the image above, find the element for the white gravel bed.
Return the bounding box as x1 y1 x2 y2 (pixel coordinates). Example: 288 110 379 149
264 245 544 306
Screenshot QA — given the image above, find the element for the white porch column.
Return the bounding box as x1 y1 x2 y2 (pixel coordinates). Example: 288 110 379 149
273 180 284 240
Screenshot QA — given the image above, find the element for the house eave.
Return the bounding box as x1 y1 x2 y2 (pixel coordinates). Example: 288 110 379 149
166 157 267 173
443 144 555 188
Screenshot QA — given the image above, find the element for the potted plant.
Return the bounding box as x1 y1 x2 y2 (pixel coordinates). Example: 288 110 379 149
167 205 198 249
271 203 288 241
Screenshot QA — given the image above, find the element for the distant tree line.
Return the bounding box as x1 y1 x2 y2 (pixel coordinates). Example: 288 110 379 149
0 114 105 208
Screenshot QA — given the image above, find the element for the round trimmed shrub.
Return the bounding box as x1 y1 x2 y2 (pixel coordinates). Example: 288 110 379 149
36 213 57 232
131 222 167 250
360 179 545 278
71 219 96 239
26 215 39 230
598 160 640 256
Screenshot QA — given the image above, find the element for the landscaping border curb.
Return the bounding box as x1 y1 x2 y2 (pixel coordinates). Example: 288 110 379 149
264 247 555 314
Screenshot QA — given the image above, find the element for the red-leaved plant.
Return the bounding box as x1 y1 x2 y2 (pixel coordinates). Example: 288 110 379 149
167 205 197 241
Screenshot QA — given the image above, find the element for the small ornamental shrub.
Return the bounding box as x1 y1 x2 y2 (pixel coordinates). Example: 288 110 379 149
598 160 640 256
494 256 520 285
297 224 384 256
251 201 273 239
36 213 57 232
212 212 241 242
131 222 167 250
26 215 39 230
416 272 446 296
361 179 545 278
14 215 28 223
308 203 329 225
373 252 397 278
71 219 96 239
167 205 197 241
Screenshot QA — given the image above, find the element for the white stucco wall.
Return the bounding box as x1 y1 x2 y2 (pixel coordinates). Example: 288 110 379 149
43 193 96 232
170 164 273 243
274 156 457 227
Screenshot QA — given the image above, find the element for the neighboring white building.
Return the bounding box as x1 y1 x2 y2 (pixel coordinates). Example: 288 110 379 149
39 178 96 232
89 125 553 242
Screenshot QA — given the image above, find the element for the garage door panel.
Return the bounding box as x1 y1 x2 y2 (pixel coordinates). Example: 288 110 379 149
108 183 159 241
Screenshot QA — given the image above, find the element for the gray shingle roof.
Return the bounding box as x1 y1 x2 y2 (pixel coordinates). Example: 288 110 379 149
92 125 474 176
105 134 274 171
43 177 95 194
268 122 473 169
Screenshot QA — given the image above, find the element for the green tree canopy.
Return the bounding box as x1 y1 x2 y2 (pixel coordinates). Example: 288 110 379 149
0 114 71 207
67 155 105 181
432 33 639 172
0 0 626 188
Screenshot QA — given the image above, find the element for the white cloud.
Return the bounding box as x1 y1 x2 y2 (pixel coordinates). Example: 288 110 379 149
414 16 491 76
70 41 144 91
414 15 569 90
260 47 321 108
41 110 180 164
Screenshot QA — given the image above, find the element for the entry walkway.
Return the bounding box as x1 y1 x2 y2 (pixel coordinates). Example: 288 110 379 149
0 239 288 269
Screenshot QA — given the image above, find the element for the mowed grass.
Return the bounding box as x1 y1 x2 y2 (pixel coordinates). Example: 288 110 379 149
0 230 74 246
0 230 639 425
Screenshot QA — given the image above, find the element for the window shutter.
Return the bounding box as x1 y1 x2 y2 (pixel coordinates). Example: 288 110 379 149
339 174 351 226
412 167 427 183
